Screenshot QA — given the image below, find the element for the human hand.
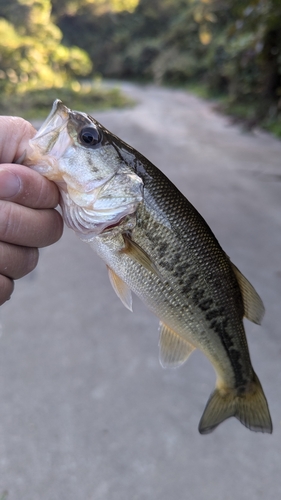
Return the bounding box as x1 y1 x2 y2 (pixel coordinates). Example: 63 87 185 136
0 116 63 305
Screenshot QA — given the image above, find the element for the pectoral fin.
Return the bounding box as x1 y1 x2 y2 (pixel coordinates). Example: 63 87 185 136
230 262 265 325
122 233 162 280
159 322 196 368
107 266 132 311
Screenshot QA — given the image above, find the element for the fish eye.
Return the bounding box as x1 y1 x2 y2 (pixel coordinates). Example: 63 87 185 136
79 127 101 147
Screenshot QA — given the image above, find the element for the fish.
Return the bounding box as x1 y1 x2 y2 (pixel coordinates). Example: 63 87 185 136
23 99 272 434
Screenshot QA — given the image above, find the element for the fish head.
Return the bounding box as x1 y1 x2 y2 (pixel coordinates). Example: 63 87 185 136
24 100 143 238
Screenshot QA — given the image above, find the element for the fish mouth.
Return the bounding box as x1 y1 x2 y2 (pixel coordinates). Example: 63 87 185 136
24 100 73 178
29 99 74 165
34 99 70 141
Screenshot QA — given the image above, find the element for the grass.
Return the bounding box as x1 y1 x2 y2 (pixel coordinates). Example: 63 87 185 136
184 81 217 100
263 117 281 137
0 80 134 120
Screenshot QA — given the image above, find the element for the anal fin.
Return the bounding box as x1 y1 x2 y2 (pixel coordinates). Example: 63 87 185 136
159 322 196 369
107 266 132 311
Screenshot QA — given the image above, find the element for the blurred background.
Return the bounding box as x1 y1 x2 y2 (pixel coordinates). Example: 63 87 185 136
0 0 281 134
1 2 281 500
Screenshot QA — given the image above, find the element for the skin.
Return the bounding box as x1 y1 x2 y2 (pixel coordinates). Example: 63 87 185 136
0 116 63 305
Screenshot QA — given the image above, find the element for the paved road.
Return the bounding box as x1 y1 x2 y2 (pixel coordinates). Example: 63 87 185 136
1 83 281 500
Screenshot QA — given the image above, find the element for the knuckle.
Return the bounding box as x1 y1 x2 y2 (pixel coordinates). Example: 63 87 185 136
0 201 20 242
28 174 59 209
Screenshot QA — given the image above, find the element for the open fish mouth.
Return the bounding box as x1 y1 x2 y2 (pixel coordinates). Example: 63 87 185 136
25 100 74 178
35 99 70 141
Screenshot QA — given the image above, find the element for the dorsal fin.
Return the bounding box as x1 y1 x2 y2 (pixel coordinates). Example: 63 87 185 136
107 266 133 311
159 322 196 368
230 262 265 325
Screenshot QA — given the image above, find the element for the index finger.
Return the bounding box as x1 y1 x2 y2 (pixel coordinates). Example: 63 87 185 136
0 164 60 209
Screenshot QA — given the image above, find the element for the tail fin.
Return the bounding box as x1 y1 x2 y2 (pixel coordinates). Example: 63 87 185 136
198 373 272 434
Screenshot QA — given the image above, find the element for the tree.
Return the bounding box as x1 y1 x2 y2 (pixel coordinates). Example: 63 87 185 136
0 0 92 94
56 0 281 124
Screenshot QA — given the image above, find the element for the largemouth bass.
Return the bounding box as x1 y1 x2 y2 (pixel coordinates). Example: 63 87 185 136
24 100 272 434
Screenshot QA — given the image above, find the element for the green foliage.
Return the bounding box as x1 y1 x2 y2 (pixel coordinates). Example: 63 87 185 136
56 0 281 134
0 0 137 117
56 0 176 78
0 81 133 119
1 0 281 134
51 0 139 17
0 0 92 96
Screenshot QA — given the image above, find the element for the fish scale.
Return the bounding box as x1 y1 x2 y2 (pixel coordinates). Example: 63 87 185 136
95 200 250 384
24 99 272 434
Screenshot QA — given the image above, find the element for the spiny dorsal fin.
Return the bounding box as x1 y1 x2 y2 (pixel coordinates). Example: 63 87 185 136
159 322 196 369
107 266 133 311
122 233 162 280
230 262 265 325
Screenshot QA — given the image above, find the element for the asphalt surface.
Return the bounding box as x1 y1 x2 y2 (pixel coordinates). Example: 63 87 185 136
1 83 281 500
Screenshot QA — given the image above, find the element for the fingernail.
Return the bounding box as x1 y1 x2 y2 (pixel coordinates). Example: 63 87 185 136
0 169 21 198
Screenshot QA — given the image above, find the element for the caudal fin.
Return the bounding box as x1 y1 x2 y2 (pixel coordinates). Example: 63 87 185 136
198 373 272 434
